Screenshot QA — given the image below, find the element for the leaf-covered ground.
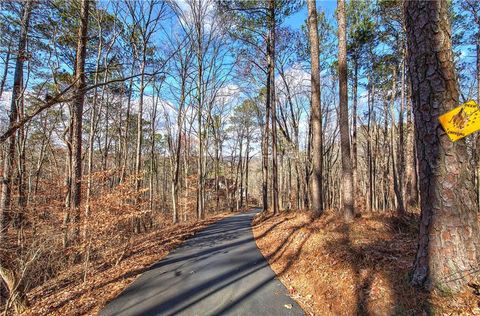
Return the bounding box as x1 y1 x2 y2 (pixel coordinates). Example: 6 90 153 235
22 213 229 316
253 211 480 315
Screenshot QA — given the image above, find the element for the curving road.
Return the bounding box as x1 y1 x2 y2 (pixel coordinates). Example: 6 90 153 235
100 209 304 316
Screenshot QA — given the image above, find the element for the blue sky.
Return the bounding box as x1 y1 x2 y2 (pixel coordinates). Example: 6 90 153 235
1 0 478 119
285 0 337 30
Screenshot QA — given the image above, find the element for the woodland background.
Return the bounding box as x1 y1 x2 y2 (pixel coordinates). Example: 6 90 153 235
1 0 480 314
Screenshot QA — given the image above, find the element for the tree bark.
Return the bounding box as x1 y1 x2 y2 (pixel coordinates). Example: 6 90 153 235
399 56 407 211
195 4 205 220
477 22 480 211
307 0 323 216
245 135 250 208
263 49 271 213
405 77 418 207
352 57 358 205
172 78 186 224
15 94 27 227
405 0 480 291
134 57 146 204
85 30 103 229
0 0 32 238
337 0 354 221
120 62 135 183
390 66 406 214
70 0 90 244
0 0 33 311
268 0 279 215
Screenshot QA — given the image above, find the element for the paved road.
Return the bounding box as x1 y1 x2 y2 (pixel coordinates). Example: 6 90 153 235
100 209 304 316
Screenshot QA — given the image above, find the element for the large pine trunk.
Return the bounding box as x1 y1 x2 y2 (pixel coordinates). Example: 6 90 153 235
269 0 279 215
307 0 323 216
405 0 480 291
337 0 354 220
262 24 271 214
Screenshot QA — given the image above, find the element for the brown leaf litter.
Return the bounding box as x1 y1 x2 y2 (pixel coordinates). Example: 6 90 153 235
253 210 480 316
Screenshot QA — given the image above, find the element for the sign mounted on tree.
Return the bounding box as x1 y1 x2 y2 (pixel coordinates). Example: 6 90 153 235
439 100 480 142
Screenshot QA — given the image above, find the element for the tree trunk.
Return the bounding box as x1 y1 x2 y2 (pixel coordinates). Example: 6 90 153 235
239 136 244 209
245 137 250 208
196 17 204 220
172 83 186 224
70 0 90 244
0 0 32 242
337 0 354 221
305 114 313 209
352 57 358 204
405 76 417 207
0 0 33 311
83 41 102 282
263 47 271 213
120 62 135 183
307 0 323 217
367 78 373 211
268 0 279 215
135 57 146 203
477 26 480 109
85 32 104 231
214 128 220 212
149 89 159 216
235 134 243 211
399 55 407 211
476 21 480 210
390 66 406 214
405 0 480 292
15 95 27 227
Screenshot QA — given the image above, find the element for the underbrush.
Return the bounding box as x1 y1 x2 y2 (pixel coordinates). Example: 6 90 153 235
22 214 227 315
253 210 480 315
0 172 230 315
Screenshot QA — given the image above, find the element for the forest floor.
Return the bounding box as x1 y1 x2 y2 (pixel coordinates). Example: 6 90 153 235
21 213 230 316
253 210 480 316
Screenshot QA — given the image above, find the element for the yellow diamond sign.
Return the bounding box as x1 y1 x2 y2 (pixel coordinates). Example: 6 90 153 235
438 100 480 142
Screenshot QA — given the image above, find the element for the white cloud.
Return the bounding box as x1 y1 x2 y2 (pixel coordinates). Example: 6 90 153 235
173 0 217 33
276 64 311 101
0 91 12 111
215 83 240 106
0 91 11 133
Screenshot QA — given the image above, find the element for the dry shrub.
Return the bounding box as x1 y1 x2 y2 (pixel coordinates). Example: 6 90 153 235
0 170 226 315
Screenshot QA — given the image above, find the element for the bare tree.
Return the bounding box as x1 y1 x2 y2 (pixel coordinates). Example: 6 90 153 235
0 0 33 242
69 0 90 244
0 1 33 311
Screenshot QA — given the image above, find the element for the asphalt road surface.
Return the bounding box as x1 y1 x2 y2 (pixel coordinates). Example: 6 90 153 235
100 209 305 316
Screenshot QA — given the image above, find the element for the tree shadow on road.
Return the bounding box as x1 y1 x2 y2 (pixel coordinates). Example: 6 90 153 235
99 211 303 316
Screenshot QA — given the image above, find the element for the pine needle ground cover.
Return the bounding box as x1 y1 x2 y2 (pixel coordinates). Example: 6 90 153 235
253 211 480 315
